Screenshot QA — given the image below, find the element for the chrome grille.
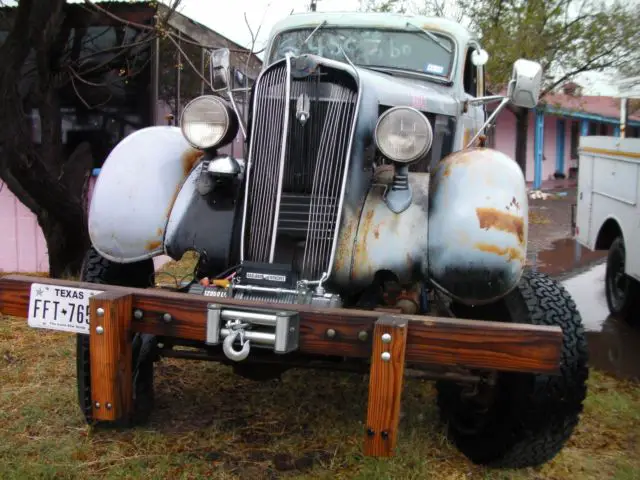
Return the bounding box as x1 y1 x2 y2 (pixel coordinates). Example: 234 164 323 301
242 58 358 280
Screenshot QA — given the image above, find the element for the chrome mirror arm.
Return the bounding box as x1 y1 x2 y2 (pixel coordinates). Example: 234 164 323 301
465 96 510 149
209 49 248 139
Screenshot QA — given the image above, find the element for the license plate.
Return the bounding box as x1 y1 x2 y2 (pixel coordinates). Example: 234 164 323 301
28 283 104 335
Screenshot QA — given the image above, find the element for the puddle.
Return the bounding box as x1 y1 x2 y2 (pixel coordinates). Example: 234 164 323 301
561 263 608 331
559 262 640 382
534 237 606 277
586 316 640 382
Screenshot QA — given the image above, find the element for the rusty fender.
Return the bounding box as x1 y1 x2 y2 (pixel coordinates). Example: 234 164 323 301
88 126 204 263
332 166 430 289
428 148 528 305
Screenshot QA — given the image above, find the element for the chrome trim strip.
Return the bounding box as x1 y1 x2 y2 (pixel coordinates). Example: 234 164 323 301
232 284 302 295
324 70 363 283
239 58 287 263
269 53 293 262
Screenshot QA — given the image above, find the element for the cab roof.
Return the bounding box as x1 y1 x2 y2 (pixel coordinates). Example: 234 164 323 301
266 11 475 47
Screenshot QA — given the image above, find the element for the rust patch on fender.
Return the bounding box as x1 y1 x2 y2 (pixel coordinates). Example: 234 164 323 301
476 207 525 245
164 184 181 219
161 148 204 221
182 148 205 177
442 149 476 177
145 240 162 251
334 214 358 274
474 242 524 263
505 196 521 212
352 209 375 279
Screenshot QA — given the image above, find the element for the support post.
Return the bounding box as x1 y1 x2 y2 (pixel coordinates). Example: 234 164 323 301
620 97 628 139
364 316 408 457
89 292 133 423
580 119 589 137
534 109 545 190
556 118 565 175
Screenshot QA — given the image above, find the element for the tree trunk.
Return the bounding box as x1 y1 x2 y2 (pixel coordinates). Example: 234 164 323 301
514 107 529 176
39 212 90 278
0 0 91 279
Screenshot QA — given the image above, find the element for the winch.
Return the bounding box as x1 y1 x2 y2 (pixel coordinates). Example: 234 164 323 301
190 263 342 362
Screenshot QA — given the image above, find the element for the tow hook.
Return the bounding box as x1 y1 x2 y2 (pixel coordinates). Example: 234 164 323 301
205 304 300 361
222 320 251 362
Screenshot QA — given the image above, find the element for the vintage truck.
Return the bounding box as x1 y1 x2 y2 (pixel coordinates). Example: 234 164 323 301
0 12 588 468
575 86 640 325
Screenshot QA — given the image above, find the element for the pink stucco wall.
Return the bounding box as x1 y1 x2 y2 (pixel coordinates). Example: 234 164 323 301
0 181 49 273
492 109 615 183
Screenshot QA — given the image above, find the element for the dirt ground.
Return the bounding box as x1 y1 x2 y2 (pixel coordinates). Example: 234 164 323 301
527 188 607 277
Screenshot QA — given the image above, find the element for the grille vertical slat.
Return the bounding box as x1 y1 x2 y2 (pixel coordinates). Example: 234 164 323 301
246 65 288 263
243 60 358 280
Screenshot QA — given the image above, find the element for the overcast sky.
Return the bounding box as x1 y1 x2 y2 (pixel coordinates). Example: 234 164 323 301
166 0 363 52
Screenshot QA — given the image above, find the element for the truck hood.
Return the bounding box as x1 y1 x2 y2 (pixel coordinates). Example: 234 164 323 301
351 64 460 117
266 54 460 118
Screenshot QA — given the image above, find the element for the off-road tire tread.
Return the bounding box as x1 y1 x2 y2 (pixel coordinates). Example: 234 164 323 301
76 248 155 426
436 269 589 468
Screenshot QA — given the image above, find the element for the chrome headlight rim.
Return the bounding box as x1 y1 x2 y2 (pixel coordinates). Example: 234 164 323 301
180 95 236 150
374 106 433 164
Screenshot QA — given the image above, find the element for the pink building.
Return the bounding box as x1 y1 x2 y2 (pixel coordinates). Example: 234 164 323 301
489 83 640 189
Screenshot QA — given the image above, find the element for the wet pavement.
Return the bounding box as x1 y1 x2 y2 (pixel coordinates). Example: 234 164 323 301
520 186 639 381
560 262 640 382
532 237 606 278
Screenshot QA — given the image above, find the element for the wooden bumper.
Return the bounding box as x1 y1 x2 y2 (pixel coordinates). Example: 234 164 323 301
0 274 563 457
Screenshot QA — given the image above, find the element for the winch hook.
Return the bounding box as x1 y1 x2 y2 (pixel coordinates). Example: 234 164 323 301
222 328 251 362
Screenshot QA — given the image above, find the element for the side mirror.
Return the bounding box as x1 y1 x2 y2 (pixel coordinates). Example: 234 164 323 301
210 48 231 91
471 49 489 67
507 59 543 109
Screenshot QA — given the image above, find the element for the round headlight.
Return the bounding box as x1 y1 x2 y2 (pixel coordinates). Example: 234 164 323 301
180 95 238 149
374 107 433 163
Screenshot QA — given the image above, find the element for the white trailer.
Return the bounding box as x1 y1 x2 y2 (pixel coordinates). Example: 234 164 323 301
575 81 640 324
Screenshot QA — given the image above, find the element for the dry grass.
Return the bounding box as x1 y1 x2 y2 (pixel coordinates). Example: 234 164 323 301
1 313 639 480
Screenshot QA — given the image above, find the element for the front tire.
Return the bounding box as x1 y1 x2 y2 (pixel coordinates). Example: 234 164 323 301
76 247 157 426
436 270 588 468
605 236 640 324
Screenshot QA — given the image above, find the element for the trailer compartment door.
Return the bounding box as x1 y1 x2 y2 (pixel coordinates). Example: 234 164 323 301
575 148 594 248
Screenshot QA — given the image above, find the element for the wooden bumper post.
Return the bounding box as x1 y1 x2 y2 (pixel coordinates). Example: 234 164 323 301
364 316 408 457
89 292 133 423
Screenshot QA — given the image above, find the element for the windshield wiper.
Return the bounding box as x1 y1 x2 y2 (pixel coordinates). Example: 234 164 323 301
303 20 328 46
404 22 452 55
357 64 452 85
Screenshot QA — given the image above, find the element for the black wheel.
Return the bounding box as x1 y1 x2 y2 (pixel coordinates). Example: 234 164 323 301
76 247 157 426
605 236 640 324
436 270 589 468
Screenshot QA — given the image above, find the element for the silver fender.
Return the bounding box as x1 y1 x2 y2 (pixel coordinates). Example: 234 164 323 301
332 167 430 289
428 148 529 305
88 126 204 263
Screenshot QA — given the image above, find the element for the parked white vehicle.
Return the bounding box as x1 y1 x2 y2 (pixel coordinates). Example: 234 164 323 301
575 88 640 324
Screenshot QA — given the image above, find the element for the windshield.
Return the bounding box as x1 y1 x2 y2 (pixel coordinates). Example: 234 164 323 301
268 27 455 78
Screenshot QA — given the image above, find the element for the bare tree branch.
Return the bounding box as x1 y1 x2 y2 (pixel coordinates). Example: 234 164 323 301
166 32 214 91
